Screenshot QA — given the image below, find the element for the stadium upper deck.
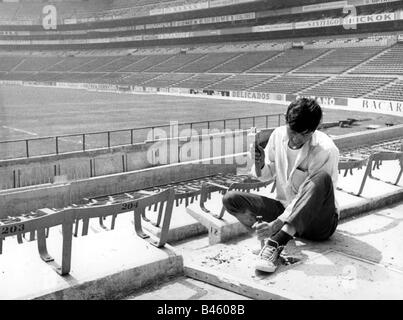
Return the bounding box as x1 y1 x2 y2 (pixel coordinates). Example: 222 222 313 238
0 0 402 50
1 0 376 24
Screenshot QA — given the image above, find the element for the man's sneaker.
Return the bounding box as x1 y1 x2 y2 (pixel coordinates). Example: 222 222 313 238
255 239 284 273
251 247 262 255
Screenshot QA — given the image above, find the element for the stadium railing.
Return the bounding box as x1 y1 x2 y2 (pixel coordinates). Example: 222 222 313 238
0 113 284 160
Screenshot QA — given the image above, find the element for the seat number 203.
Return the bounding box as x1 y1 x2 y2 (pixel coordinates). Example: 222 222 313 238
1 224 25 235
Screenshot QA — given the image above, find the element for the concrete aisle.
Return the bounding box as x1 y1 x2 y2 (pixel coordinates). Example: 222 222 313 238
126 276 250 300
177 201 403 300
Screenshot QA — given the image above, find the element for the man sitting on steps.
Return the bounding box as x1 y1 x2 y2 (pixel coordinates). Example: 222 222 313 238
222 97 340 273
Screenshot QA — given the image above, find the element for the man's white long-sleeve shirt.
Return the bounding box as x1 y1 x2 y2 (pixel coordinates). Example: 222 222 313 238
250 126 340 222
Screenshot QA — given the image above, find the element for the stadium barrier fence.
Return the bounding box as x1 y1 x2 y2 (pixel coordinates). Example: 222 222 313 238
0 113 283 160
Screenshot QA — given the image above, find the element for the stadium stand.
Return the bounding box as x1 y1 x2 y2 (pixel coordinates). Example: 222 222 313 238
300 76 397 98
0 38 400 101
0 72 33 81
24 72 69 82
53 72 107 83
96 72 133 84
176 53 243 73
207 74 274 91
365 80 403 102
251 75 328 94
72 56 123 72
92 55 152 72
0 57 24 72
209 51 282 73
14 57 64 72
0 35 400 101
308 35 395 49
142 73 195 87
247 49 330 73
294 47 386 74
0 0 218 23
13 2 43 22
45 57 100 72
0 0 401 104
145 54 207 73
0 4 18 22
119 54 176 72
118 72 162 85
350 44 403 75
176 73 231 89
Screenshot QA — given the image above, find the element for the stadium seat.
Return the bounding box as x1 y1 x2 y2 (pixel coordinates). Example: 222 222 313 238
0 188 175 275
247 49 329 73
295 47 385 74
365 80 403 102
351 44 403 75
300 76 397 98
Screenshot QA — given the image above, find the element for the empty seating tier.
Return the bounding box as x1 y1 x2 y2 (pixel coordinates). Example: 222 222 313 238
119 55 175 72
248 49 329 73
142 73 195 88
300 76 396 98
0 72 33 81
350 44 403 75
92 55 152 72
365 80 403 102
178 74 231 89
19 72 60 82
75 56 122 72
209 51 282 73
145 54 206 73
252 75 328 94
96 72 133 84
0 57 24 72
176 53 242 73
52 72 106 83
45 57 99 72
14 57 64 72
0 3 18 21
295 47 385 74
118 73 161 85
208 74 274 91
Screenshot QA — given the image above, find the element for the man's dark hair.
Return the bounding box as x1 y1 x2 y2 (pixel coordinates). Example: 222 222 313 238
285 98 322 133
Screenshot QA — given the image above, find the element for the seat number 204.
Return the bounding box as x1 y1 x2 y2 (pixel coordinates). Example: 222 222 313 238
121 201 138 211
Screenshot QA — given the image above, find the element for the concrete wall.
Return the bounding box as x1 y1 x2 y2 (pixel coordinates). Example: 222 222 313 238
332 124 403 150
0 163 237 218
0 129 253 190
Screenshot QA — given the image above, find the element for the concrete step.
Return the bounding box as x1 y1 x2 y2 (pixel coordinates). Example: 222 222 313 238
126 276 250 300
0 227 183 300
1 158 402 300
180 201 403 300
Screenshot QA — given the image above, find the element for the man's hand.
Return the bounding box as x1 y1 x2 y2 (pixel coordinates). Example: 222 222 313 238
250 144 265 169
252 219 283 241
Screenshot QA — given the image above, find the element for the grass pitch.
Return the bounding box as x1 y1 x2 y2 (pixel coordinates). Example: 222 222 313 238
0 85 401 159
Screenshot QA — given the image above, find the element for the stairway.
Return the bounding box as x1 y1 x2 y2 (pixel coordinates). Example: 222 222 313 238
342 45 392 75
243 51 285 73
289 49 335 74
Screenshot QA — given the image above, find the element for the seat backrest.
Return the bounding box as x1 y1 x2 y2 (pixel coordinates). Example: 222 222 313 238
72 188 174 221
0 208 74 240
